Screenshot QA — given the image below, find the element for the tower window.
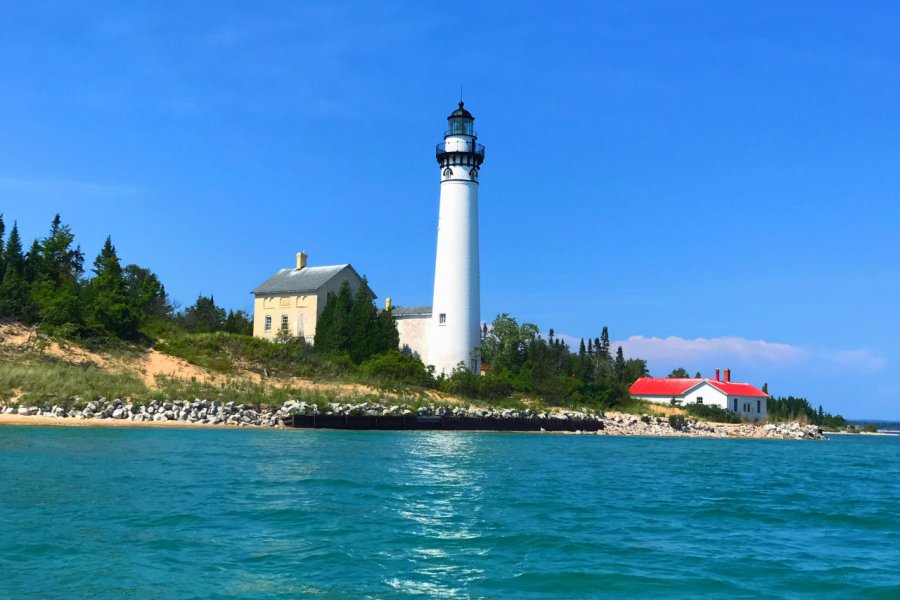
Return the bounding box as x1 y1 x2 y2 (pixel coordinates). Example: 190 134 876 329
264 315 272 332
443 167 452 178
470 168 478 180
281 314 289 331
439 313 446 325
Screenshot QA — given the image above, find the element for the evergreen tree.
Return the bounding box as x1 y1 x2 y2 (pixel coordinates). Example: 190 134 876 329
762 382 769 395
668 367 691 378
599 326 611 359
587 338 593 355
0 214 5 277
0 223 31 320
180 295 226 333
29 215 84 328
85 236 140 340
314 281 354 353
23 240 41 283
579 338 586 356
694 371 702 378
222 309 253 335
123 264 172 320
314 280 398 362
4 223 25 275
615 346 626 381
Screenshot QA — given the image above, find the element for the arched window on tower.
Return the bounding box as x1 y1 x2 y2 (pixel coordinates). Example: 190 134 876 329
443 167 453 178
469 168 478 180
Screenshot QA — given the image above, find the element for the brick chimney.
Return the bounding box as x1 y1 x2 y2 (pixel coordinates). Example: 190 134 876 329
715 369 720 381
724 368 731 383
296 251 308 270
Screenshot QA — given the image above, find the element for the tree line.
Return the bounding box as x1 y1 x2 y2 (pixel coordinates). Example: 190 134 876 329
0 214 252 341
464 314 649 406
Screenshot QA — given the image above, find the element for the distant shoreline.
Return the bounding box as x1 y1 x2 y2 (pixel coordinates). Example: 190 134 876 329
0 410 828 440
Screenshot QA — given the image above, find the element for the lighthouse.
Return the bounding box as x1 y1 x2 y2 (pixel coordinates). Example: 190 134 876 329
428 102 485 375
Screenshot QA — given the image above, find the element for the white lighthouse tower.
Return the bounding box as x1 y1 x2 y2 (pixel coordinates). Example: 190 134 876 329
428 102 485 375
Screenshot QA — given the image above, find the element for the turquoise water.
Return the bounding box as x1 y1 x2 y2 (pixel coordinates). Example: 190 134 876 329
1 428 899 599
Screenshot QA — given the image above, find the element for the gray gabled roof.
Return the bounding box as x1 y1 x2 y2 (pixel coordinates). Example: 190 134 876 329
252 264 372 296
392 305 432 317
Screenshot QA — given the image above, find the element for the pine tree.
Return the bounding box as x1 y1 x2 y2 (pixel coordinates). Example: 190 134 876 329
0 214 5 277
599 326 610 359
223 309 253 335
579 338 586 356
0 222 32 320
587 338 593 355
123 264 172 320
23 240 41 283
615 346 626 381
314 281 354 353
85 236 140 339
4 223 25 275
181 295 226 333
29 215 84 328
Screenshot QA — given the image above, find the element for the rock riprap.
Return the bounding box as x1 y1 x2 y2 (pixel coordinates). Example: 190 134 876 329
0 400 827 439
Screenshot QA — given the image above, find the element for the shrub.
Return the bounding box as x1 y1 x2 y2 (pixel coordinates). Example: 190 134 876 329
862 423 878 433
357 351 434 388
684 403 741 424
668 415 687 430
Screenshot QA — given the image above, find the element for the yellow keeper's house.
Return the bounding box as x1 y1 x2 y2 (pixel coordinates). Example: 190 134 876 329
250 252 372 343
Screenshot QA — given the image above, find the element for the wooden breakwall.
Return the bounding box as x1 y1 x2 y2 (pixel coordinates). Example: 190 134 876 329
288 414 604 432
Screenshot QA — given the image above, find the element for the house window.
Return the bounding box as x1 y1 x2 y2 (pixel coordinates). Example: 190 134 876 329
757 400 761 413
281 314 289 331
733 398 738 411
439 313 446 325
696 397 703 404
264 315 272 332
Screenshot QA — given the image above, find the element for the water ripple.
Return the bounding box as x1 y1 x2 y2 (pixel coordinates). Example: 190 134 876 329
0 428 899 598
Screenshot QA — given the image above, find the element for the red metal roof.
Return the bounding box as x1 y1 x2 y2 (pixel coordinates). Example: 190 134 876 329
629 377 768 398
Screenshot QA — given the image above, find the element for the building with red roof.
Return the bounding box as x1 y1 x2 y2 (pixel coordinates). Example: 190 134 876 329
629 369 769 419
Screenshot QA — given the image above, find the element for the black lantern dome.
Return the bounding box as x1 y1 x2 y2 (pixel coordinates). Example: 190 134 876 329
447 101 474 136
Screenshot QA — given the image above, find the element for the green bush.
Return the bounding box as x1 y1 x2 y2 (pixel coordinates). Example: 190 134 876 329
684 403 741 423
668 414 687 430
861 423 878 433
357 351 434 388
439 365 514 401
157 331 345 379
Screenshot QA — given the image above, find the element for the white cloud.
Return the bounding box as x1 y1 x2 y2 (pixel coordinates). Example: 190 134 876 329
608 335 886 374
615 335 804 364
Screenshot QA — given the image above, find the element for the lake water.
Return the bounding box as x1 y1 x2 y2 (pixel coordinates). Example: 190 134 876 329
1 427 899 598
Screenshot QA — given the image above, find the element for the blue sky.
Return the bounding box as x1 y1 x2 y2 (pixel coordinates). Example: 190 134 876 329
2 2 898 419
